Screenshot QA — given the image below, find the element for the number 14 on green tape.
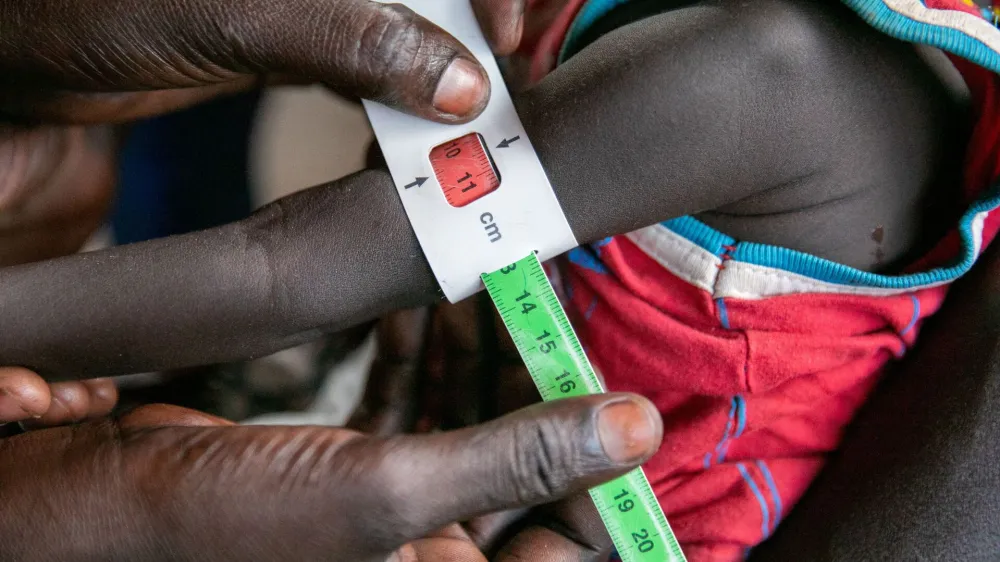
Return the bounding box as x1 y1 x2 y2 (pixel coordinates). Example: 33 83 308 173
482 253 687 562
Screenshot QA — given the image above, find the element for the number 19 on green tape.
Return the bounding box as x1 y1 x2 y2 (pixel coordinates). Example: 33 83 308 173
483 253 686 562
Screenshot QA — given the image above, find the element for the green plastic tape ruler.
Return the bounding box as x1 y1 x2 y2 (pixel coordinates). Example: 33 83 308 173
483 253 686 562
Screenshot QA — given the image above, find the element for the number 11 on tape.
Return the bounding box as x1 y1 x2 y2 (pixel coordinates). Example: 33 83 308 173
483 254 687 562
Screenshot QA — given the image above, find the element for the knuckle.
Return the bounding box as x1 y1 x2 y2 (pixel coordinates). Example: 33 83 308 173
367 6 423 80
349 3 448 101
508 417 580 504
356 438 428 544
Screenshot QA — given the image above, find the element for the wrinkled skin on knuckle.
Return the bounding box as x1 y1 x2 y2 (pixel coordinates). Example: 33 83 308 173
505 415 589 506
350 3 455 105
335 435 433 551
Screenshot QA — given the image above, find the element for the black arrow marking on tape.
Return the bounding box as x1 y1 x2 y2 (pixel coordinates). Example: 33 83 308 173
496 136 521 149
405 177 428 189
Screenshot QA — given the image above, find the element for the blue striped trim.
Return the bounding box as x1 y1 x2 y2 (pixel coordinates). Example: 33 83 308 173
755 460 783 534
737 463 772 538
667 187 1000 290
716 298 732 329
840 0 1000 76
663 216 736 257
900 294 921 336
559 0 634 62
562 0 1000 75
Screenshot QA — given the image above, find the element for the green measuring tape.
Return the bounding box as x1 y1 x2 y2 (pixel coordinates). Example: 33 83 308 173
483 252 687 562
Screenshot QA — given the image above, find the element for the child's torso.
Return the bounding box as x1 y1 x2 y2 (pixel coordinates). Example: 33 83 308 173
521 0 1000 557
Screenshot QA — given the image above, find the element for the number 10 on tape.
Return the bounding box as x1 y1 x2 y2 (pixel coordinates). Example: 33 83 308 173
483 254 687 562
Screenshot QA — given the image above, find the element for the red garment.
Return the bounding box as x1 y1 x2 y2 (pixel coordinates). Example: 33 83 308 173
519 1 1000 559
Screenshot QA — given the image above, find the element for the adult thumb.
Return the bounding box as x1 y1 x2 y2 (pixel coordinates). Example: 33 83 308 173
1 0 492 123
360 393 663 546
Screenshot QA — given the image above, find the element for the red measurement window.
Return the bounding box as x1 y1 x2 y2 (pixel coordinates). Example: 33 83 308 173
430 133 501 207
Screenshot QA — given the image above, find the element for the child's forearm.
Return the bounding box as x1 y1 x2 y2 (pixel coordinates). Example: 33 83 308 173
0 168 436 379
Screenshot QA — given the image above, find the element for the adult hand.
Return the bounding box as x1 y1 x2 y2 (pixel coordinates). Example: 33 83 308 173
0 369 117 426
0 0 530 125
349 299 622 560
1 394 661 562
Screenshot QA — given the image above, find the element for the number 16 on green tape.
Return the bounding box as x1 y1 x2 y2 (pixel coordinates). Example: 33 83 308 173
483 253 687 562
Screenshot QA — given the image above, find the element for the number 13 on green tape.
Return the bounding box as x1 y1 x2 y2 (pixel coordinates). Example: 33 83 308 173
483 253 687 562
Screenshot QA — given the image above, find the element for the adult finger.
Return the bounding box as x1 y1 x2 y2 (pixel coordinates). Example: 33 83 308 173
126 394 659 559
80 379 119 417
0 375 116 426
1 0 491 123
399 538 485 562
494 493 613 562
357 393 662 546
21 379 119 428
462 509 529 554
0 394 659 561
391 525 485 562
471 0 528 55
0 367 50 421
121 403 235 427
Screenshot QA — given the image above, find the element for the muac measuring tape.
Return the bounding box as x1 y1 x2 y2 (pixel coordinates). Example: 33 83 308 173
363 2 685 560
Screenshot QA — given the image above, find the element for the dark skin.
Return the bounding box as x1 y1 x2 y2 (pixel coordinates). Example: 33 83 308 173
0 0 981 559
352 1 980 560
0 0 528 418
0 0 965 380
0 4 670 561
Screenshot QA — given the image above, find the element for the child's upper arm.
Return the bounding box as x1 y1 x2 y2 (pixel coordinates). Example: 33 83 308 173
518 0 957 249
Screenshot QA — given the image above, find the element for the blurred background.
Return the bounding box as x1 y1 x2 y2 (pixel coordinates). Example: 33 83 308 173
104 87 378 426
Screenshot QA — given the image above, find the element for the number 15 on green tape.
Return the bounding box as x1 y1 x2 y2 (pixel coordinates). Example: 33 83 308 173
482 253 687 562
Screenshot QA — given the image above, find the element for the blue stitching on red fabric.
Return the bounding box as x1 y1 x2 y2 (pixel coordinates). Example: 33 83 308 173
755 460 783 534
734 396 747 438
900 294 921 336
737 463 772 538
707 397 738 466
716 298 732 330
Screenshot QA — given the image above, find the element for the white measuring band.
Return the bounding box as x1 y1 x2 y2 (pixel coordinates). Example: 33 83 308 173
363 0 578 303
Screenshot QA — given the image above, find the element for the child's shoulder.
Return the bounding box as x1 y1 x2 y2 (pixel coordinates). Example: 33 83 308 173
527 0 977 273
